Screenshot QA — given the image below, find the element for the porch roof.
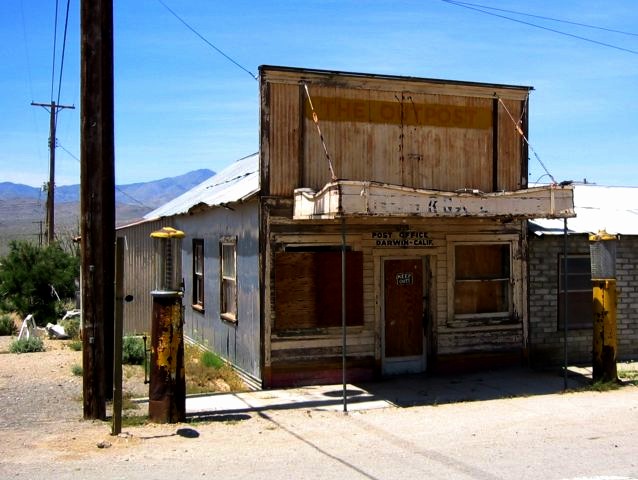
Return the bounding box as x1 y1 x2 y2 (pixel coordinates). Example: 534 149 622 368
293 181 575 220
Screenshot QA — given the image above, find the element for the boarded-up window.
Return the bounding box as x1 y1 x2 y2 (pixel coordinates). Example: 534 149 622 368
220 239 237 322
274 251 364 331
558 255 592 330
454 244 510 316
192 239 204 309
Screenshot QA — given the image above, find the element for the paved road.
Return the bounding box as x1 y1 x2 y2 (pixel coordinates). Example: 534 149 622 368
2 385 637 479
1 340 637 479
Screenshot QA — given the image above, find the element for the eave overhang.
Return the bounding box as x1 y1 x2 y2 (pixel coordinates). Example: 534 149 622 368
293 181 575 220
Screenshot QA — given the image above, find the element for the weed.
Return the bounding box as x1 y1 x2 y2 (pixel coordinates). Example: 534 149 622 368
121 415 148 428
71 364 83 376
589 380 622 392
68 340 82 351
59 315 81 339
122 336 146 365
201 350 224 369
0 313 17 336
184 343 246 395
9 336 44 353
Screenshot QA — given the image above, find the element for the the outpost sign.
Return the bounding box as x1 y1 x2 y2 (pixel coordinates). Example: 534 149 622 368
371 230 434 247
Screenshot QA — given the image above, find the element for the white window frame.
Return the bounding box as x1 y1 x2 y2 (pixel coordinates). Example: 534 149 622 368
192 239 205 311
220 237 237 323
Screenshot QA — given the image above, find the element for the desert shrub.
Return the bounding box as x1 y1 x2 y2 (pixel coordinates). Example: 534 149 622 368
122 336 146 365
71 364 83 376
68 340 82 351
9 336 44 353
59 315 81 340
0 241 79 326
0 313 17 336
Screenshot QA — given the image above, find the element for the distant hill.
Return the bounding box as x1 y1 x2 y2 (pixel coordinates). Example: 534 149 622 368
0 168 214 255
0 169 213 208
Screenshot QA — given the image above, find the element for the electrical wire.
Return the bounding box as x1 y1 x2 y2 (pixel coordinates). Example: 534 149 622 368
156 0 258 81
50 0 59 101
56 142 153 209
55 0 72 111
444 1 638 37
497 97 556 185
441 0 638 56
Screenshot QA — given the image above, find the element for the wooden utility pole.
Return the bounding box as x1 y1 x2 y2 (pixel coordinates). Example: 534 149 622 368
80 0 115 420
31 101 75 244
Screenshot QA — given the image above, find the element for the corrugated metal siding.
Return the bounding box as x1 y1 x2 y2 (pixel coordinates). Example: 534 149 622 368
264 71 527 196
118 218 169 335
176 200 261 383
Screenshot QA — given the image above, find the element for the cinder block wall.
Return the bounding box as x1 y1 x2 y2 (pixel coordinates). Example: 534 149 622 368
528 233 638 367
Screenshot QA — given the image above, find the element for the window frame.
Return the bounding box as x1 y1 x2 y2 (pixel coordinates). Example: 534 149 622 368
219 236 238 323
192 239 205 311
557 253 592 330
447 236 518 327
273 245 365 333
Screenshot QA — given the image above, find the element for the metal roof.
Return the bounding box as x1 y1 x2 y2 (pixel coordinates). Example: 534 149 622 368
530 184 638 235
143 153 259 221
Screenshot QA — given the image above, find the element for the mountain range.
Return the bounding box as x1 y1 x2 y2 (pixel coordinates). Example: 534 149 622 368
0 168 214 254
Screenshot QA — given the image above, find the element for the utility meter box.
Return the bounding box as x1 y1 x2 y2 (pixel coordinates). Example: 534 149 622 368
589 230 617 280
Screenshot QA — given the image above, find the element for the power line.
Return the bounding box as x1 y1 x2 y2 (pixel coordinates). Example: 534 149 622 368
57 141 154 210
50 0 60 101
444 1 638 37
56 0 72 109
156 0 258 81
441 0 638 56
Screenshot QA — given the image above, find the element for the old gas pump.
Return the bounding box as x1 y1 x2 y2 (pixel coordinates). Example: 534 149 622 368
149 227 186 423
589 229 618 383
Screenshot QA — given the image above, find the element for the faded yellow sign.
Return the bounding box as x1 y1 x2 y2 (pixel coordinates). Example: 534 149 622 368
305 96 492 129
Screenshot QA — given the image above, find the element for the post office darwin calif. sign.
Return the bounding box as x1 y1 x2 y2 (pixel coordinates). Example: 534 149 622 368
371 230 434 247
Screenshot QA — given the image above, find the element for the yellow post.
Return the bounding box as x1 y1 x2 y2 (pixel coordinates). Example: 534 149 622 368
589 230 618 383
592 279 618 383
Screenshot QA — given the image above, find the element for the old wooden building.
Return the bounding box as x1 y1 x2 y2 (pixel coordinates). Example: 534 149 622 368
259 66 573 386
120 66 574 388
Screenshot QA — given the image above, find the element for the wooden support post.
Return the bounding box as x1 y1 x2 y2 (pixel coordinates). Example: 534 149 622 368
112 237 124 435
80 0 115 420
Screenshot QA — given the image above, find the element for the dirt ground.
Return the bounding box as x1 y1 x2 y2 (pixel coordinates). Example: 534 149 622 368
1 335 638 479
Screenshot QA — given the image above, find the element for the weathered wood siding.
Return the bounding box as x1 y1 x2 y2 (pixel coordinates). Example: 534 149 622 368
260 67 530 198
263 205 527 386
259 67 532 386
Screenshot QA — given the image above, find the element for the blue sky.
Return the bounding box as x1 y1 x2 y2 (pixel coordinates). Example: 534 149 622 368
2 0 637 187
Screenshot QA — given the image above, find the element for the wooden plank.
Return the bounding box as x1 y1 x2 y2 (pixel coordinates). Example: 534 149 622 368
269 83 301 196
293 182 575 219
